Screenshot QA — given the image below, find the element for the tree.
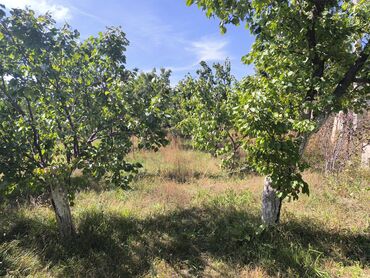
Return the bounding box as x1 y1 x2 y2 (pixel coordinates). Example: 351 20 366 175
177 60 245 171
187 0 370 224
0 7 168 237
123 68 174 150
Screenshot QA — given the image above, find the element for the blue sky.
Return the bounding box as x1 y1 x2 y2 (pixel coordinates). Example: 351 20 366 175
2 0 255 84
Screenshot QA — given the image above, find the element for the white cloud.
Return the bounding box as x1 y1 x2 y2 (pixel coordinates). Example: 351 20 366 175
165 36 230 74
2 0 71 21
71 6 107 26
134 14 174 46
187 36 229 62
121 10 182 50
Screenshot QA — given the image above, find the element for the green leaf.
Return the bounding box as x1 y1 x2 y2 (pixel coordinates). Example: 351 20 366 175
186 0 194 6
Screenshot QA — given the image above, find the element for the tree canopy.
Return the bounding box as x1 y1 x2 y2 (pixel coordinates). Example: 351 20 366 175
0 6 171 236
176 60 246 170
187 0 370 200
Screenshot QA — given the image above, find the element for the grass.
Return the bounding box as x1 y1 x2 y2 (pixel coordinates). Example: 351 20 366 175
0 140 369 277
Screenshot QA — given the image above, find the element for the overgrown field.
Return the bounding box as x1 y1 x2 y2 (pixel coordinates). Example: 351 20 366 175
1 141 369 277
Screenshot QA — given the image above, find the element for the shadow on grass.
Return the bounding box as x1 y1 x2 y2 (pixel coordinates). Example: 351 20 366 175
133 171 224 184
1 206 369 277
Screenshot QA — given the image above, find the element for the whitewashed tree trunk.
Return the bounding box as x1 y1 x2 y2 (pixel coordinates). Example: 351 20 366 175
50 184 75 238
361 142 370 168
261 176 281 225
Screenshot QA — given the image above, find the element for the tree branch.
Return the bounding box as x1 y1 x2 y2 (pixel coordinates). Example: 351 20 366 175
353 77 370 84
54 78 80 158
305 4 325 101
25 97 46 167
332 41 370 101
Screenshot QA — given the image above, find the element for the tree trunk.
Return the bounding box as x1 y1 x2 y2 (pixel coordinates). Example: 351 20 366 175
260 114 329 225
50 184 75 238
261 176 282 225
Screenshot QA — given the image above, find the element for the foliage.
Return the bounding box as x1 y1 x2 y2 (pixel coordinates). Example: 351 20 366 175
187 0 370 199
176 60 245 170
123 69 173 151
0 7 168 200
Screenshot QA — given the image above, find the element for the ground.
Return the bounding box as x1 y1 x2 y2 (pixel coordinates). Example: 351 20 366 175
0 140 369 277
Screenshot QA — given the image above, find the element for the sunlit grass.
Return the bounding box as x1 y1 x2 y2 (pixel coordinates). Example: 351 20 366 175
1 141 369 277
